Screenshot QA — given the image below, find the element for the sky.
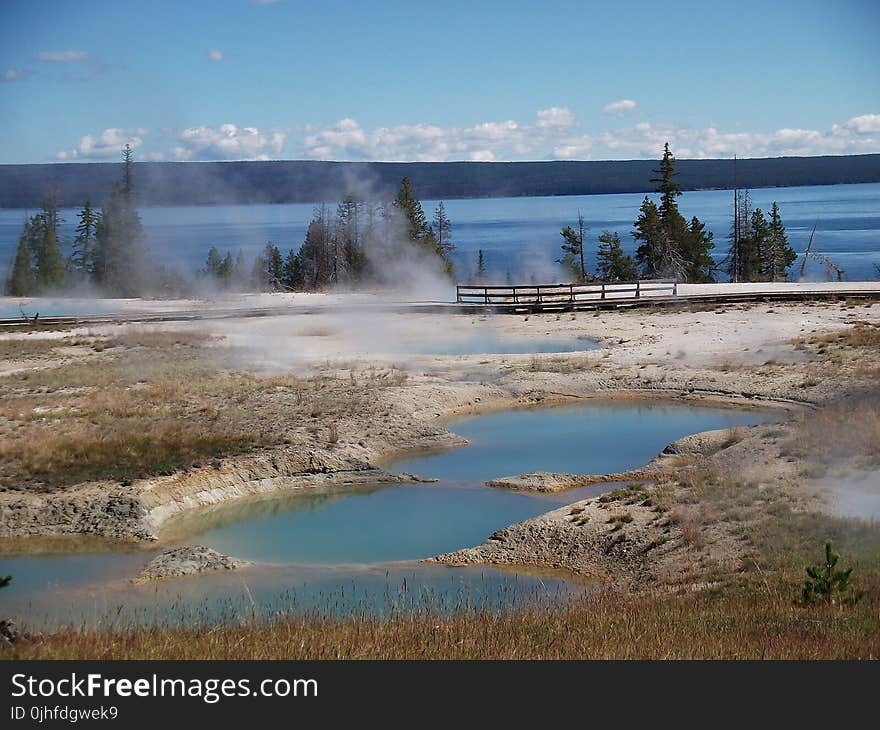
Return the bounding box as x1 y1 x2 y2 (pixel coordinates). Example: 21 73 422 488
0 0 878 164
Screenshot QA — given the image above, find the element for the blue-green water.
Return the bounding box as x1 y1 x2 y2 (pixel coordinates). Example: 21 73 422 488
0 402 776 625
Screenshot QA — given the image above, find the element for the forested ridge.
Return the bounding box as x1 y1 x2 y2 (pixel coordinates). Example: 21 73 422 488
1 154 878 208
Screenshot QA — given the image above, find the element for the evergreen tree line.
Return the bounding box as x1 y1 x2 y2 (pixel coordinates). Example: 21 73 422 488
199 177 456 292
6 145 184 297
556 143 797 284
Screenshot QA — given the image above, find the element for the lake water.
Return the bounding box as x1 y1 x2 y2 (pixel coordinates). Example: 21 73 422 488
0 402 775 626
1 182 878 284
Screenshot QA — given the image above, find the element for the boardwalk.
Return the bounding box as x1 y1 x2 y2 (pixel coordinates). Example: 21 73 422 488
1 281 880 328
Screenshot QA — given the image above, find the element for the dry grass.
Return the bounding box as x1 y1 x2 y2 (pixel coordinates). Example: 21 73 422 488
783 397 880 469
7 581 878 659
0 330 397 490
525 355 597 373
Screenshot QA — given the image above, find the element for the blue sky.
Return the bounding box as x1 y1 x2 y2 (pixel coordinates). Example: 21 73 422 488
1 0 878 163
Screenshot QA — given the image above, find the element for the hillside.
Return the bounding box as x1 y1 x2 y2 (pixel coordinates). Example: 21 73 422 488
1 154 878 208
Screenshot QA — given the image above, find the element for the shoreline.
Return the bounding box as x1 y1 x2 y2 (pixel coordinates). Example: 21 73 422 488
1 297 877 594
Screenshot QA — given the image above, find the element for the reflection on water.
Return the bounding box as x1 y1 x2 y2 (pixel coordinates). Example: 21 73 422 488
394 402 776 482
0 401 779 627
398 333 598 355
3 562 591 629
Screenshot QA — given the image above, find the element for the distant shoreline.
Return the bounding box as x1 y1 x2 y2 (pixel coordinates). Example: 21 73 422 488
1 154 878 209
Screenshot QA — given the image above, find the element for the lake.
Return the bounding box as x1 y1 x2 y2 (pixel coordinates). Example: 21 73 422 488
0 402 776 626
1 182 878 284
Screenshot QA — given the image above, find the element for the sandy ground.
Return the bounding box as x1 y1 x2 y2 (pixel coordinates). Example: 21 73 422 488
1 295 878 589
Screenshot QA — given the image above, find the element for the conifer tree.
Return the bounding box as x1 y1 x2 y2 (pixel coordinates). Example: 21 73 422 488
475 249 487 282
641 142 715 282
204 246 223 277
432 201 454 258
596 230 637 281
264 242 284 288
72 200 98 276
6 226 35 296
394 177 453 276
682 216 716 283
282 249 304 290
93 146 147 295
218 251 234 284
35 222 65 291
558 211 588 281
763 202 796 281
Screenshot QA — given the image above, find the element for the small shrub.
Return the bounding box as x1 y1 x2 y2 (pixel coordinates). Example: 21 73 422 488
801 542 864 606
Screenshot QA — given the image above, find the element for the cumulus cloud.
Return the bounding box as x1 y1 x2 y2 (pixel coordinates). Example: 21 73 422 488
54 111 880 164
590 114 880 159
38 50 89 63
603 99 638 115
842 114 880 135
55 128 145 160
208 50 225 62
173 123 286 160
302 110 578 161
536 107 576 128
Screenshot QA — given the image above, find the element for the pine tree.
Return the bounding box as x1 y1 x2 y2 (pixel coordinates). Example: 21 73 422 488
643 142 715 283
35 222 65 291
6 226 35 296
282 249 304 290
93 146 148 295
633 197 665 277
763 202 796 281
394 177 453 277
682 216 716 283
651 142 682 223
72 200 98 276
748 208 771 281
298 210 332 289
475 249 487 282
395 177 433 244
727 188 754 282
596 231 637 281
263 242 284 288
558 211 588 281
432 201 454 258
217 251 234 284
204 246 223 278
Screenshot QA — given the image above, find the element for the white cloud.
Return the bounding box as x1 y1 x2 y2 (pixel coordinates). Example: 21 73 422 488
588 114 880 159
1 68 30 82
54 111 880 164
843 114 880 135
553 137 593 159
302 113 569 161
173 123 286 160
38 50 89 63
603 99 638 115
536 107 576 128
208 50 224 62
55 128 145 160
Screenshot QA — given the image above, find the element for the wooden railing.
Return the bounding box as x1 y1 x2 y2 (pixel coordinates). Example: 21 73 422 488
456 279 678 307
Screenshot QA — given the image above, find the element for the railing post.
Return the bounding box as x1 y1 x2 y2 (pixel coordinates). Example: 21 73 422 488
536 285 541 307
636 280 640 298
569 284 574 305
484 287 489 304
673 281 677 297
601 282 606 300
456 285 461 303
